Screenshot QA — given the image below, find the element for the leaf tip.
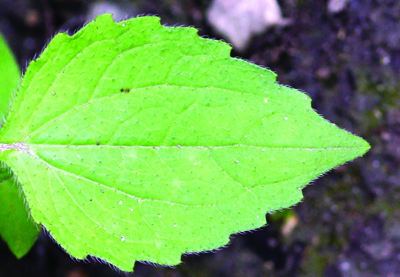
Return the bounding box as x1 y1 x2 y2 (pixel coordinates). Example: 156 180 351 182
348 132 370 158
358 136 371 156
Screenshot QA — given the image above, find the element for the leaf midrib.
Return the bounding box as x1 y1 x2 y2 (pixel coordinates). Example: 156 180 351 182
26 143 367 150
1 142 366 152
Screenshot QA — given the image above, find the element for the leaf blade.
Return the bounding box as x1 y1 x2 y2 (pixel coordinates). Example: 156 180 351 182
0 33 20 125
0 33 39 259
0 172 40 258
0 14 369 271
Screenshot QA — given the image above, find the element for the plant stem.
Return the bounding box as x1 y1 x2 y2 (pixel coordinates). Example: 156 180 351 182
0 143 29 152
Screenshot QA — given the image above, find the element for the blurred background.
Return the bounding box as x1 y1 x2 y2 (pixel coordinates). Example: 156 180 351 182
0 0 399 276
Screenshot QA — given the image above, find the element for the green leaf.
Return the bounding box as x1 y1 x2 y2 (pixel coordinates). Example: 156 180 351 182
0 172 40 258
0 14 369 271
0 33 39 259
0 33 20 126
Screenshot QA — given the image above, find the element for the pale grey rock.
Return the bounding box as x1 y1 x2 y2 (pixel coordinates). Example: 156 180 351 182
207 0 290 51
328 0 349 13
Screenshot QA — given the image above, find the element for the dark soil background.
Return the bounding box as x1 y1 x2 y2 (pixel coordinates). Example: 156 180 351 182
0 0 399 276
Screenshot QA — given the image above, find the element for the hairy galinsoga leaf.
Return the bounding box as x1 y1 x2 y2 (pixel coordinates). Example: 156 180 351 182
0 15 369 271
0 33 39 258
